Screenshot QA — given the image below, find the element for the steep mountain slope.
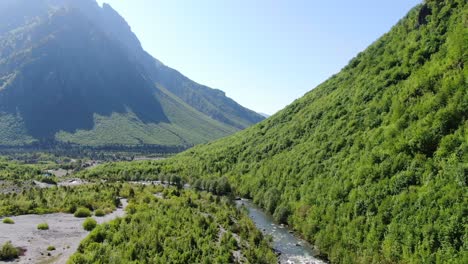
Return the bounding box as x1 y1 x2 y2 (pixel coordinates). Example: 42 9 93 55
0 0 263 148
95 2 264 129
96 1 466 262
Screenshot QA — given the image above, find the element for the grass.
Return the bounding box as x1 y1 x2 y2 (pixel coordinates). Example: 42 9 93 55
2 218 14 224
54 108 238 147
37 222 49 230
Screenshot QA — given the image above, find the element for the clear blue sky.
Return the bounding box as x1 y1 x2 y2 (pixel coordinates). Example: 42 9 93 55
97 0 421 115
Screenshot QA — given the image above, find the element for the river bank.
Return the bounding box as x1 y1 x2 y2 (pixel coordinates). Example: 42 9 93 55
237 199 327 264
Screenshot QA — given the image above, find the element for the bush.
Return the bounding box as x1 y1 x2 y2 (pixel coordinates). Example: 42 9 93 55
37 223 49 230
68 253 87 263
74 207 91 218
2 218 14 224
94 209 105 217
0 242 19 261
67 204 77 214
47 246 56 251
83 218 97 231
37 176 57 185
273 205 291 225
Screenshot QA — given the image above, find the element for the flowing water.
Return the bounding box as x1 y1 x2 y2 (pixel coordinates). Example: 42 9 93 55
237 199 327 264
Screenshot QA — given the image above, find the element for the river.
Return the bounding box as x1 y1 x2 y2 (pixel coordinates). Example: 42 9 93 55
237 199 327 264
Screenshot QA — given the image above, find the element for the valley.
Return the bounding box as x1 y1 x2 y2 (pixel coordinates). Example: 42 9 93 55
0 0 466 263
0 159 324 263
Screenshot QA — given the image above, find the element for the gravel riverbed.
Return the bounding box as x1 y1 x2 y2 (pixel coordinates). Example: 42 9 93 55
0 199 127 264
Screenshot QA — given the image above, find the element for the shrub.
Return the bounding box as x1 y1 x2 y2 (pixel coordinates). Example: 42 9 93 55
67 204 77 214
47 246 56 251
37 223 49 230
68 253 87 263
0 242 19 261
83 218 97 231
74 207 91 218
2 218 14 224
94 209 105 217
37 176 57 185
273 205 291 225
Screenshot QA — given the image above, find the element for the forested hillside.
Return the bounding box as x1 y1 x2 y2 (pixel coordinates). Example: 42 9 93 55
83 1 467 262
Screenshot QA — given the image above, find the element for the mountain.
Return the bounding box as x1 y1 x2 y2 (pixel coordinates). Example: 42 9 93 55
111 1 465 262
0 0 264 148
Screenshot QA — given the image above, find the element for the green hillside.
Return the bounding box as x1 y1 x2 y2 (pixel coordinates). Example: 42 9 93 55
55 87 237 147
83 1 467 262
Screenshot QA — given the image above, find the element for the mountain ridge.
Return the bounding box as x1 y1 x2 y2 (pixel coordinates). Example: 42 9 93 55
0 0 264 148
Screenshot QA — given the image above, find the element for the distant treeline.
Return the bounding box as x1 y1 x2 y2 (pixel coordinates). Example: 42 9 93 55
0 140 190 159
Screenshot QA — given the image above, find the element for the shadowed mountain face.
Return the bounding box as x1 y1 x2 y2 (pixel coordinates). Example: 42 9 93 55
0 0 264 147
92 2 265 129
0 9 167 138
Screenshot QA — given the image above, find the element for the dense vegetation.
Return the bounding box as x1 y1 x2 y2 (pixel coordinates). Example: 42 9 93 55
0 180 277 262
0 159 42 181
83 1 467 263
0 153 92 182
0 183 122 216
0 0 263 148
69 188 277 264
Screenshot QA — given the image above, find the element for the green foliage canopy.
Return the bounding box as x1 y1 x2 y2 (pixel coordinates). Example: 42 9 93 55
81 1 468 263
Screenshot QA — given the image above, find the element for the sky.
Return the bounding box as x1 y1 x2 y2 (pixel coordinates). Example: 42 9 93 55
96 0 422 115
